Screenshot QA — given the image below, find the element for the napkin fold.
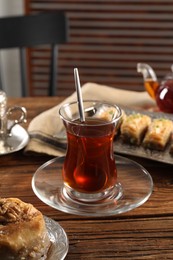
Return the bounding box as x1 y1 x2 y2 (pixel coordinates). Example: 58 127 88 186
25 82 155 156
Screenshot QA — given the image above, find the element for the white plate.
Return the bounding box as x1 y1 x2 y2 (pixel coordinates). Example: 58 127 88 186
0 124 29 155
45 216 69 260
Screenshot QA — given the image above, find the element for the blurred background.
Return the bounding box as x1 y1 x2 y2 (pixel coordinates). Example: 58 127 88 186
0 0 23 96
0 0 173 97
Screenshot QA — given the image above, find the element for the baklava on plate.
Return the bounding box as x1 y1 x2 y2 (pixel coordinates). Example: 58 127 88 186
0 198 50 259
120 113 151 145
143 118 173 151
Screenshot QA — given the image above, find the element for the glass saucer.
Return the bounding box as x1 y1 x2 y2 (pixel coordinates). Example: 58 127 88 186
32 155 153 217
44 216 68 260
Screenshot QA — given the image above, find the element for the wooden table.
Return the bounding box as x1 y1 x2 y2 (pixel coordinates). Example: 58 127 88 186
1 96 173 259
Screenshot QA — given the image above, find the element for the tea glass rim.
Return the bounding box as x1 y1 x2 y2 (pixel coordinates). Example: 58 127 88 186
59 100 122 126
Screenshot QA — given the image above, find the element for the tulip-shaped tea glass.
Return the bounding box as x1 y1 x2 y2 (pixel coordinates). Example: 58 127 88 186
32 100 153 216
59 100 122 203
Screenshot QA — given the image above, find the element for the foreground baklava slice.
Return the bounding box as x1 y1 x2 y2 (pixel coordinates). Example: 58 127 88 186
120 113 151 145
169 133 173 154
0 197 50 260
143 118 173 151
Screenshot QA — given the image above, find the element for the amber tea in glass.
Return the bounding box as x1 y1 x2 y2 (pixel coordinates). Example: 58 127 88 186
59 100 122 202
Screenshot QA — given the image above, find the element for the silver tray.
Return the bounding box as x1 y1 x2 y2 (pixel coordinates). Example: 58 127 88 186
55 107 173 165
114 107 173 165
0 124 29 155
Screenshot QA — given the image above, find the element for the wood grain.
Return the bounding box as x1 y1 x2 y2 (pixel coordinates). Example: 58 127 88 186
1 96 173 259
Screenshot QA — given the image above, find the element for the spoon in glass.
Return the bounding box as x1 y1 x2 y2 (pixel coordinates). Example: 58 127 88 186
74 68 85 122
53 68 85 142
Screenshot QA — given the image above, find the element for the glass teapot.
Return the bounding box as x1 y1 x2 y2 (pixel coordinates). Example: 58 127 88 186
137 63 173 113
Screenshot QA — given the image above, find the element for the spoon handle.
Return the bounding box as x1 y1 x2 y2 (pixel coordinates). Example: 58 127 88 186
74 68 85 122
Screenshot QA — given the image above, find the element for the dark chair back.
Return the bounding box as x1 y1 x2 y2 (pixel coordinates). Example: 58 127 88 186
0 12 68 96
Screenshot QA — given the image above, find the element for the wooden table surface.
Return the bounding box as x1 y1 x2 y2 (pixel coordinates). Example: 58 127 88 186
1 96 173 260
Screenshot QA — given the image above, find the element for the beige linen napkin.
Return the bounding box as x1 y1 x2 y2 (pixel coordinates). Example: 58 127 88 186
25 82 155 156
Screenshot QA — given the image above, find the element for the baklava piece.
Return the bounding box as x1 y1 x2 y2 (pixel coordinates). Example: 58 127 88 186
94 106 122 122
169 134 173 155
120 113 151 145
0 197 50 260
143 118 173 151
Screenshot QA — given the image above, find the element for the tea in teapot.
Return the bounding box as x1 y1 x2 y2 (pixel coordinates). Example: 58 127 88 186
137 63 173 113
